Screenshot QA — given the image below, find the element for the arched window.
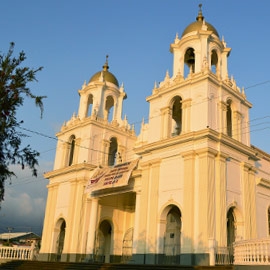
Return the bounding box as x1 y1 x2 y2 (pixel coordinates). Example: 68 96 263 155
211 50 218 74
56 219 66 261
68 135 76 166
184 47 195 77
164 206 181 265
105 95 114 122
171 96 182 137
268 207 270 235
108 137 118 166
227 207 235 262
226 100 232 137
87 94 93 117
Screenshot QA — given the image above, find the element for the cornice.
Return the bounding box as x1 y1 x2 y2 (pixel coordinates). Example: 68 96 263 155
256 177 270 189
134 128 259 162
44 163 96 179
57 116 136 138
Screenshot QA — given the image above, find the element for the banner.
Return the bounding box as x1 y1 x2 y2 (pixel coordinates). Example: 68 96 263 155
85 159 139 193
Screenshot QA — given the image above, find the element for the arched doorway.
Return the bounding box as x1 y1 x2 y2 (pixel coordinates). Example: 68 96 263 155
56 219 66 261
163 206 181 264
95 220 112 263
227 208 235 262
122 227 134 263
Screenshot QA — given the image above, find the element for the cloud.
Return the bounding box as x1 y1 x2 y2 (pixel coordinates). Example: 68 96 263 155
0 163 49 235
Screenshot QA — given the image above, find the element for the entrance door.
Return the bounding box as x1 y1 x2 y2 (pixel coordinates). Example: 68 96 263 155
95 220 112 263
227 208 235 263
164 207 181 264
56 220 66 261
122 228 134 263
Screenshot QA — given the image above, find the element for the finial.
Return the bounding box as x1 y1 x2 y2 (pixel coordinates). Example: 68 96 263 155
196 3 204 21
103 55 109 71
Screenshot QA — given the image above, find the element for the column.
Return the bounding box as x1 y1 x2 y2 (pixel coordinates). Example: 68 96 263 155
132 190 141 254
195 149 217 251
160 106 170 139
182 151 195 253
132 162 150 263
101 140 110 166
233 111 242 142
182 99 191 133
242 164 257 239
219 101 227 135
146 160 161 261
85 198 99 259
215 153 227 247
221 48 231 80
39 184 58 255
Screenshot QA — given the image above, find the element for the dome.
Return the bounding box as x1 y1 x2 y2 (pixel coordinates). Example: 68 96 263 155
181 5 219 38
89 56 119 87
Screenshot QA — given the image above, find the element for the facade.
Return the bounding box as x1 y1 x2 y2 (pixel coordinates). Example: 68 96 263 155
39 7 270 266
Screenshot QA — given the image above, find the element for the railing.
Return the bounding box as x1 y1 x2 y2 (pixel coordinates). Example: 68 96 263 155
234 238 270 265
0 246 36 260
215 246 234 265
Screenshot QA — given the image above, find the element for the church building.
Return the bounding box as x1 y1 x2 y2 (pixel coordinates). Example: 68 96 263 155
39 6 270 266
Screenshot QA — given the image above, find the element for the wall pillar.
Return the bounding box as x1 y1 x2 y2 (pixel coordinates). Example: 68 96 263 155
182 99 191 133
219 101 227 135
182 151 195 253
195 149 217 252
241 163 257 239
85 198 99 260
215 154 227 247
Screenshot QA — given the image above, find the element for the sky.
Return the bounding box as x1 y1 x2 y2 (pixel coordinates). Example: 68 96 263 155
0 1 270 236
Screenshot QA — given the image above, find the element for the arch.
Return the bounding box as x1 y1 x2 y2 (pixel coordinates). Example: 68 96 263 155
68 135 76 166
104 95 115 122
95 220 113 263
55 218 66 262
87 94 94 117
122 227 134 263
226 99 232 137
184 47 195 76
170 96 182 137
227 207 236 262
268 206 270 236
108 137 118 166
227 207 235 247
211 49 218 74
159 204 182 265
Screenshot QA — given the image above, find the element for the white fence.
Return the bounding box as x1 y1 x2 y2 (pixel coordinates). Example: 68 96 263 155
0 246 36 260
234 238 270 265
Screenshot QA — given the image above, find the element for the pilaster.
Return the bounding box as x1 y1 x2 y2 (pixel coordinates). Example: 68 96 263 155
182 99 192 133
85 198 99 258
39 183 59 253
182 150 196 253
195 148 217 251
215 153 228 247
241 163 257 239
160 106 171 139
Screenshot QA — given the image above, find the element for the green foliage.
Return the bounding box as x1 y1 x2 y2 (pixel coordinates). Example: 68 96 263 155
0 42 46 202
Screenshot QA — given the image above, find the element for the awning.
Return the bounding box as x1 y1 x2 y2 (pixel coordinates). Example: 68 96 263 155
85 159 139 193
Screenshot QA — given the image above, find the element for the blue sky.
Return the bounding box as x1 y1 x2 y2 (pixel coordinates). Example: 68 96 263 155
0 1 270 235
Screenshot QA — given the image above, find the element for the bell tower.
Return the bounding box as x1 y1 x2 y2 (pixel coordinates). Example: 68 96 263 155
52 56 136 170
77 55 127 123
140 4 252 146
170 4 231 80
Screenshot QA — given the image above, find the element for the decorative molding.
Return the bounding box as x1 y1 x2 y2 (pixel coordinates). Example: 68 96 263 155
256 177 270 188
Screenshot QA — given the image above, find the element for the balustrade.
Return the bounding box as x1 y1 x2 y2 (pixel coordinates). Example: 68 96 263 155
234 238 270 265
0 246 35 260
